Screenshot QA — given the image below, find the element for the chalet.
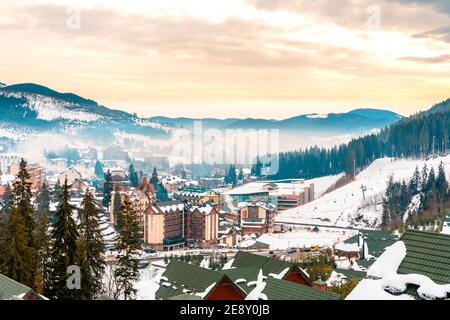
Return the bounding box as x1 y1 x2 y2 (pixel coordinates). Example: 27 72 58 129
238 202 276 235
334 230 398 265
110 166 130 188
58 167 82 185
347 230 450 300
156 256 340 300
227 251 325 289
155 260 247 300
0 274 47 300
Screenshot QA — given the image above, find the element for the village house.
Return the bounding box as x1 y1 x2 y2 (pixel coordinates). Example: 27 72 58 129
155 252 340 300
0 274 47 300
238 202 276 236
58 167 82 185
173 188 220 207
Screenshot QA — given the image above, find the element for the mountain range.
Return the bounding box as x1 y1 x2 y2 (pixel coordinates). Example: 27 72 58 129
151 109 402 134
0 82 402 141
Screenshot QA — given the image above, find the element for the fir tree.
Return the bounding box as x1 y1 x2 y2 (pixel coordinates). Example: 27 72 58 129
409 166 420 195
53 180 61 202
238 168 244 182
34 209 51 294
150 167 159 188
46 178 81 300
102 170 113 208
128 163 139 188
436 161 448 202
78 189 106 300
156 183 169 202
35 182 51 217
94 160 104 179
1 159 36 287
114 201 141 300
1 206 34 286
113 187 122 228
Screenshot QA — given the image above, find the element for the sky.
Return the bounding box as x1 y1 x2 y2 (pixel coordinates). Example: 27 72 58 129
0 0 449 119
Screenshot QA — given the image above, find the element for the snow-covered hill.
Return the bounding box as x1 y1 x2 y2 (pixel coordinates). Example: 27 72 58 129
277 155 450 229
0 82 171 139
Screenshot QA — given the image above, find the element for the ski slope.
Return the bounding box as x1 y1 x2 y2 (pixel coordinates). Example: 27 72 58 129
277 155 450 229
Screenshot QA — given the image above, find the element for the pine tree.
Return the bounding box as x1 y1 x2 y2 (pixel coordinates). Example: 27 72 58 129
113 187 122 229
102 170 113 208
34 209 51 294
409 166 420 195
46 178 81 300
95 160 104 179
53 180 61 202
156 183 169 202
35 182 50 217
436 161 448 203
128 163 139 188
1 206 34 286
238 168 244 182
1 159 37 287
421 164 428 192
150 167 159 188
114 201 141 300
78 189 106 300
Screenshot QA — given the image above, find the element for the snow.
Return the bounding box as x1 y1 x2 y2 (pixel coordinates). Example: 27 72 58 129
347 279 415 300
306 114 328 119
278 156 450 228
221 258 235 270
135 266 165 300
1 91 102 122
246 269 268 300
268 267 290 280
196 282 217 299
255 227 357 250
349 241 450 300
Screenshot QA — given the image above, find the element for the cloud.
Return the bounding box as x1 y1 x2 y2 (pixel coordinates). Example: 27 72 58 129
399 54 450 64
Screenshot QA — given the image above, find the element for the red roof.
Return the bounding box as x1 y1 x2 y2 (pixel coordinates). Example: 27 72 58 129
138 176 155 193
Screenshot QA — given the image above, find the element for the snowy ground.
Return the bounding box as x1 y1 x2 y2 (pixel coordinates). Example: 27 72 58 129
135 266 165 300
255 227 358 250
277 156 450 229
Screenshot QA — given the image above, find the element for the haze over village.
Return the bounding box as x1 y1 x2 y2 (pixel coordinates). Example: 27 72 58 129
0 0 450 303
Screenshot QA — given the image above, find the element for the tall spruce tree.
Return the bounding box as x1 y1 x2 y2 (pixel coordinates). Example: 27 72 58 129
103 170 113 208
94 160 104 179
150 167 159 188
1 159 36 287
128 163 139 188
78 189 106 300
114 201 141 300
34 182 52 294
46 178 81 300
436 162 449 203
53 180 61 202
113 187 122 229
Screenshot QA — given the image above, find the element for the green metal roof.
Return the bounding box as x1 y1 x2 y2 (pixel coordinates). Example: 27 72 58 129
219 267 262 293
155 260 227 300
231 251 293 275
262 278 340 300
168 294 203 300
344 230 399 258
334 268 366 281
0 273 33 300
398 230 450 285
